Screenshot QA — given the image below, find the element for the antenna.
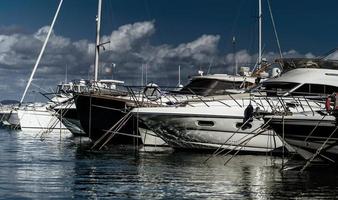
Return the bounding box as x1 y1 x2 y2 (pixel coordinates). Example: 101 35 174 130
141 64 144 86
65 64 68 83
232 36 238 75
178 65 181 86
145 63 148 84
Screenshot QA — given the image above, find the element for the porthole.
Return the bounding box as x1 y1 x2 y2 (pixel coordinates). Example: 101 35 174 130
197 120 214 127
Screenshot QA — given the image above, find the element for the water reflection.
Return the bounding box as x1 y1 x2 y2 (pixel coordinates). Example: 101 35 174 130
0 129 75 199
0 129 338 199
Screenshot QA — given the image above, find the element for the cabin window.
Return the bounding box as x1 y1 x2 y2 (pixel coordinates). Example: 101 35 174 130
310 84 325 95
293 84 310 95
293 84 338 96
197 120 215 127
263 82 298 96
326 86 338 94
180 79 247 96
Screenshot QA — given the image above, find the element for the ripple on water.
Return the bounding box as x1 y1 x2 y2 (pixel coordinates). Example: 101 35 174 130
1 128 338 199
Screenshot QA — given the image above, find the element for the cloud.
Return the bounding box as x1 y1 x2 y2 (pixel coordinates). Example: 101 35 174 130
0 22 315 101
104 21 155 52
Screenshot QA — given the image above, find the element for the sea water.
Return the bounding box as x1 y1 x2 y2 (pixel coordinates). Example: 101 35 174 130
0 128 338 199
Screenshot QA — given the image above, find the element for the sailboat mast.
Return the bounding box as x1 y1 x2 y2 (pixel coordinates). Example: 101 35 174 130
94 0 102 81
258 0 262 69
20 0 63 104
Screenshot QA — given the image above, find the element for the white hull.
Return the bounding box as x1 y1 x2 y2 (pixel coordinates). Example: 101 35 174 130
139 127 167 146
132 95 323 153
136 111 283 153
6 111 20 127
18 109 69 132
5 103 72 137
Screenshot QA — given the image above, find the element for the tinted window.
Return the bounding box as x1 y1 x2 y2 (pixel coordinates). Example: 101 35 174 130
293 84 338 96
260 82 298 96
179 79 251 96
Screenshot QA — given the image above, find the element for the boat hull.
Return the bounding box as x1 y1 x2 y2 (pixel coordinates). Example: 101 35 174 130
74 94 140 144
137 112 283 153
268 115 338 162
139 127 167 146
54 107 86 136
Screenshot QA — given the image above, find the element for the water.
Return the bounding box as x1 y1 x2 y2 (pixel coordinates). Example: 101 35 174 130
1 129 338 199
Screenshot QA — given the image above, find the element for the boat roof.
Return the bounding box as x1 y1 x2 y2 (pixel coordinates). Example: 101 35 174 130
276 58 338 72
191 74 257 83
98 79 125 84
265 68 338 87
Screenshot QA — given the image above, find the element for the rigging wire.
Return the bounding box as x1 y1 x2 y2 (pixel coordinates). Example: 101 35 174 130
267 0 283 58
229 0 246 39
107 0 115 33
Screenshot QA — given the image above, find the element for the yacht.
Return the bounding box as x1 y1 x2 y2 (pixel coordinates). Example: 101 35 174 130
131 66 338 153
75 72 257 146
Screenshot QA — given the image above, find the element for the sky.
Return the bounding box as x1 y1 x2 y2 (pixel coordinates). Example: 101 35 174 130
0 0 338 101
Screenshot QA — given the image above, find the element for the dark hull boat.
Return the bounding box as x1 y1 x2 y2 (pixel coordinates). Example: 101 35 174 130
266 112 338 163
74 93 141 144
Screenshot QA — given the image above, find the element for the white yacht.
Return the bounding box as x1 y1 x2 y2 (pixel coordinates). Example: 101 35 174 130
138 72 258 146
131 67 338 153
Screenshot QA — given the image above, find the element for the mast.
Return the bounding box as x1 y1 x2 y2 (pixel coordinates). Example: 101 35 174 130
20 0 63 104
94 0 102 81
258 0 262 69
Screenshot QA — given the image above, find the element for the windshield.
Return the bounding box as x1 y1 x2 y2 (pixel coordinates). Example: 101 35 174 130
254 82 299 96
179 78 253 96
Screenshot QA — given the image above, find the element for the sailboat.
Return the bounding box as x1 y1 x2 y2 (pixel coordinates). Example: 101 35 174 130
2 0 75 137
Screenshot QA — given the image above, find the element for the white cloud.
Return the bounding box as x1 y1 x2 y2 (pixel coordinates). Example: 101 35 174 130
105 21 155 52
0 22 317 101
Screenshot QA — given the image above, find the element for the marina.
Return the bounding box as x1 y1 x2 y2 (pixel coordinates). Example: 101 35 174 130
1 0 338 199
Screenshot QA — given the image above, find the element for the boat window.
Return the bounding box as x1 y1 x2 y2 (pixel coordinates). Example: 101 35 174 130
292 84 311 95
62 85 71 92
292 84 338 96
325 85 338 94
179 79 251 96
197 120 214 127
261 82 299 96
